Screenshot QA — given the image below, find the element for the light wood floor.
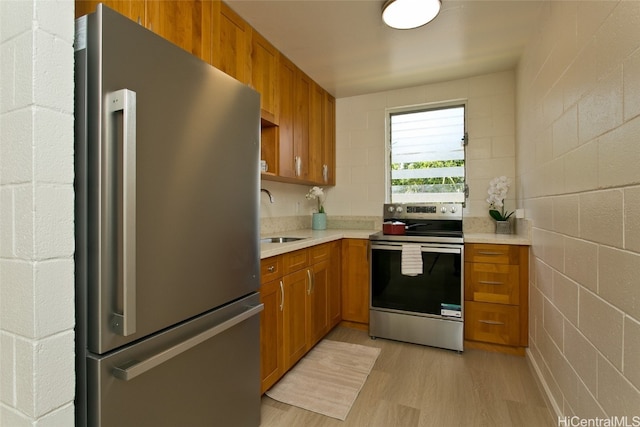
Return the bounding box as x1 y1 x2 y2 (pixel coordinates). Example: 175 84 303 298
260 326 555 427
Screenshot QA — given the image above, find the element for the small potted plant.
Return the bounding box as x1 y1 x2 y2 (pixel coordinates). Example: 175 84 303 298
487 176 514 234
306 186 326 230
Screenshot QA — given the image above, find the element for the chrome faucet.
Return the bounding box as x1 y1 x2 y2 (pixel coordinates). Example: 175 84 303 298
261 188 274 203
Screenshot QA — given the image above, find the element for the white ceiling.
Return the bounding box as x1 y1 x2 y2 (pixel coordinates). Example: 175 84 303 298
226 0 545 98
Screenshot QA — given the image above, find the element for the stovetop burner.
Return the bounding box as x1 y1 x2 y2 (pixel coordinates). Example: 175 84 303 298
372 203 464 244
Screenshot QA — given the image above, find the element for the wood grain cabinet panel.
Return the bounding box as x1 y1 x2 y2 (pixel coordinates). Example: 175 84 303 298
282 268 310 370
341 239 370 326
215 2 251 84
465 301 520 346
276 54 297 179
147 0 213 63
464 262 519 305
328 240 342 328
259 277 283 393
260 255 282 284
464 243 529 355
250 29 279 124
309 260 330 347
282 248 309 274
323 93 336 185
75 0 146 22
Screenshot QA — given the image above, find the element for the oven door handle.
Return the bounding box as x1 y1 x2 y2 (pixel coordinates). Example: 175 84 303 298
370 244 461 254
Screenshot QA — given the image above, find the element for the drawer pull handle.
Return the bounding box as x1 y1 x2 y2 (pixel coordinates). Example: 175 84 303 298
478 280 504 285
267 265 275 273
279 280 284 311
478 320 505 326
477 251 504 256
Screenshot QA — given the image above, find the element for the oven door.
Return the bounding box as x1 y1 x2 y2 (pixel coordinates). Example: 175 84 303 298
370 242 463 319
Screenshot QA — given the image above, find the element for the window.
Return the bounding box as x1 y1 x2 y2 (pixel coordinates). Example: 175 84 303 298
387 104 466 203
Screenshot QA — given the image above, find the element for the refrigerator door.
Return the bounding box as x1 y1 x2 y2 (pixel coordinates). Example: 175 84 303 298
86 293 263 427
80 5 260 354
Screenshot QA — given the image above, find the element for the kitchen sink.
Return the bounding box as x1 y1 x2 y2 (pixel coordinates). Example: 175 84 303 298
260 237 306 244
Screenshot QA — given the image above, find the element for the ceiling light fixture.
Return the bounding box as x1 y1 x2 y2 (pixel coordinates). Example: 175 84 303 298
382 0 441 30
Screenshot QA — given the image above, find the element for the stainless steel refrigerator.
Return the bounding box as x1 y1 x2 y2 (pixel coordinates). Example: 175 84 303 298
74 5 262 426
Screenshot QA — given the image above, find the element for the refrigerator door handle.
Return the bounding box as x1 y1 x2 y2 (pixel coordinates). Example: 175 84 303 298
107 89 137 337
112 303 264 381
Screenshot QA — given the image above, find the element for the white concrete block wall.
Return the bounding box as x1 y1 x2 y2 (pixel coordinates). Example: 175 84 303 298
333 70 517 218
517 0 640 419
0 0 75 424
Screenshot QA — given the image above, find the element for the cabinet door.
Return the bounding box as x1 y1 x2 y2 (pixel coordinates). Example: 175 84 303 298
308 82 325 184
341 239 370 324
76 0 145 22
260 278 283 393
277 54 296 179
293 70 312 181
282 269 310 370
215 2 251 84
328 240 342 328
309 261 329 347
323 93 336 185
146 0 212 63
250 29 279 124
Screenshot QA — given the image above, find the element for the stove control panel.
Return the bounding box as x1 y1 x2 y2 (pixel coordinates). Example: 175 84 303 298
384 203 463 220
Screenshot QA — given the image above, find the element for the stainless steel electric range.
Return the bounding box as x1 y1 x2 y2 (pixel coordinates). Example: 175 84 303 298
369 202 464 352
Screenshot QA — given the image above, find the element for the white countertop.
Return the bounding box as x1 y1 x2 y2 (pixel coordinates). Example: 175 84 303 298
260 228 531 259
463 232 531 246
260 229 376 259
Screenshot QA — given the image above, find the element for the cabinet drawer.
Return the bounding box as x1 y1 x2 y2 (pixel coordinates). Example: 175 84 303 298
464 262 519 305
261 256 282 284
309 242 330 264
283 249 309 274
465 301 519 346
465 243 520 265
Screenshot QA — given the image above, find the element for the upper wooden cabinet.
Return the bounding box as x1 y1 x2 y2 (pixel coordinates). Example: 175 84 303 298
323 93 336 185
276 54 299 180
76 0 337 186
250 30 279 125
308 84 336 185
76 1 213 65
146 0 214 63
214 2 251 84
75 0 145 21
269 56 336 186
308 82 325 184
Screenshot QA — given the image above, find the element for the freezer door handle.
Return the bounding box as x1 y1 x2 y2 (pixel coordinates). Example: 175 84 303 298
107 89 137 337
112 303 264 381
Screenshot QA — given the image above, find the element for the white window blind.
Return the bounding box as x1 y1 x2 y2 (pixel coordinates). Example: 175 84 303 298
389 105 466 203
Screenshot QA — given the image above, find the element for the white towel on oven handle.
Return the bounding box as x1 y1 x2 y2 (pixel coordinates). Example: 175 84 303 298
401 244 423 276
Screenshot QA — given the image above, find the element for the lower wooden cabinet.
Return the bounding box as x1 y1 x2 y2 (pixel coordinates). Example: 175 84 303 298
328 240 342 328
341 239 370 326
282 268 310 370
464 243 529 355
259 277 283 393
308 260 330 347
465 301 520 346
259 241 342 393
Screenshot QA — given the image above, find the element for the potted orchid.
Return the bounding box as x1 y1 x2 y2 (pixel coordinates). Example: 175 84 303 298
487 176 514 234
306 186 327 230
